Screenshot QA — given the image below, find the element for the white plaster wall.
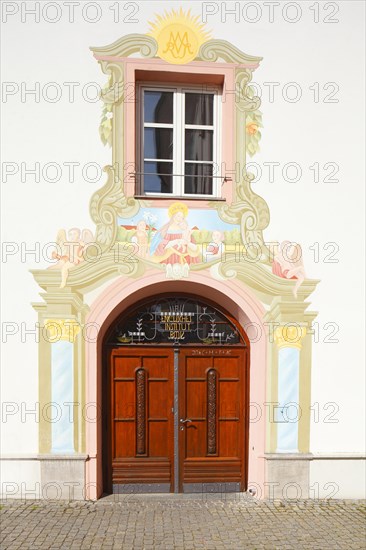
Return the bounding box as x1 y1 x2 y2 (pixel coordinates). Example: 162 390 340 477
1 1 365 492
0 460 41 499
310 458 366 499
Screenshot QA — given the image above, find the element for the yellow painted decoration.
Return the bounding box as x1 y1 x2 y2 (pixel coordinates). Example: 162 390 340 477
148 9 211 64
44 319 81 343
245 85 263 157
274 326 307 350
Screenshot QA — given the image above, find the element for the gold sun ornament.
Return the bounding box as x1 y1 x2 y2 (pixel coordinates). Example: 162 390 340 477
148 9 211 65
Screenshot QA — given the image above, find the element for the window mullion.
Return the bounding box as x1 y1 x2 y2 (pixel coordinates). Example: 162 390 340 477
172 90 178 195
175 88 184 196
181 88 185 196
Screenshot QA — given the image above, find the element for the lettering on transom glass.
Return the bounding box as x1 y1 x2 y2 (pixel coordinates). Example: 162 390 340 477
106 297 243 346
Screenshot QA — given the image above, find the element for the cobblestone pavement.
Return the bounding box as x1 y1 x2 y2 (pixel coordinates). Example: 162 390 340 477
1 495 365 550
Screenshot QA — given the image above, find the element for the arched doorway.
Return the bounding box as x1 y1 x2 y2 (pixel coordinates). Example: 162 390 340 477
102 294 249 494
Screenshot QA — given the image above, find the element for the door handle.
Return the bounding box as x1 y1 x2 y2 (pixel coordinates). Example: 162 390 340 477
180 418 192 423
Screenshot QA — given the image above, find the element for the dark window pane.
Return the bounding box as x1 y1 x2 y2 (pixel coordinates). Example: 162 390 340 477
107 297 241 345
185 130 213 161
144 91 173 124
144 161 173 194
184 163 213 195
144 128 173 160
185 93 213 125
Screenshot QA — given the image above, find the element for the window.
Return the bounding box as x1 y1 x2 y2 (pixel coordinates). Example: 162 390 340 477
138 85 221 197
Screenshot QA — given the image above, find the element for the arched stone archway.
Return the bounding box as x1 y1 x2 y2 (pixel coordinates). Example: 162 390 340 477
85 272 267 499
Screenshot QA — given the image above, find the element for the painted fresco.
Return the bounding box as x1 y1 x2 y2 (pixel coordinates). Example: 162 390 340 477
117 202 240 279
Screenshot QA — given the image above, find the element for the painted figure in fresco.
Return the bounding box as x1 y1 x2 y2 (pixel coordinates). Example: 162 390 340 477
131 220 149 258
272 240 306 298
205 230 226 262
150 202 200 279
49 228 95 288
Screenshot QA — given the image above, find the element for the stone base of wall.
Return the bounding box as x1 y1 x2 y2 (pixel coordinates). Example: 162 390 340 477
39 454 88 500
0 454 89 500
1 453 365 500
264 453 312 499
264 453 366 500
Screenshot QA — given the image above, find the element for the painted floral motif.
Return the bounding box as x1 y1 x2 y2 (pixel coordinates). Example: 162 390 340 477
245 86 263 157
143 211 158 243
99 77 113 147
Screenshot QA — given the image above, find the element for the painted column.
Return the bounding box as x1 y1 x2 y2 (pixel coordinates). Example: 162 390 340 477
44 319 81 453
274 325 306 453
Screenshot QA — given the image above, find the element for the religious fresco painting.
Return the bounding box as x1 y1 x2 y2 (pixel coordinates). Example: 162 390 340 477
117 204 241 279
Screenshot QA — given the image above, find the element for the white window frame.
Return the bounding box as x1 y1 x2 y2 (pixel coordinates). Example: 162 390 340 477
138 83 222 198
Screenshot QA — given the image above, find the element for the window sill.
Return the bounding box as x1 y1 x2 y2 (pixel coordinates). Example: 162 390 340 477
134 195 226 202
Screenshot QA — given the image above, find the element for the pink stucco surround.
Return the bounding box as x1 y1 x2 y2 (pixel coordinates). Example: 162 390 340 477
92 55 240 203
84 270 267 499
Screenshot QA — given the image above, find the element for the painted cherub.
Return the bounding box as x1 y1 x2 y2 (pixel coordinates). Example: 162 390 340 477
174 220 191 253
272 241 306 298
49 228 95 288
205 230 225 262
131 220 149 258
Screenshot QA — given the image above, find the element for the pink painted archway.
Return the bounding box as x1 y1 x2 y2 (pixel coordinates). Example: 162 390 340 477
84 271 267 499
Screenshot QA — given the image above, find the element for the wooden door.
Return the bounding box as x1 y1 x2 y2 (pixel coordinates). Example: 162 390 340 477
108 348 174 492
106 346 247 493
178 348 247 492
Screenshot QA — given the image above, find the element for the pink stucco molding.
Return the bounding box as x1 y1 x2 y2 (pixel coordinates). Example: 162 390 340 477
94 55 260 71
85 270 267 499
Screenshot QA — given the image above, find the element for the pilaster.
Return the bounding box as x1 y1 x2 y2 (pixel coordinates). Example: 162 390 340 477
32 291 89 456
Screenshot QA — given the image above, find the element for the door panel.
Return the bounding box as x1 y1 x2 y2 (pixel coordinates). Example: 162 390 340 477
109 348 174 491
107 346 247 493
178 349 247 492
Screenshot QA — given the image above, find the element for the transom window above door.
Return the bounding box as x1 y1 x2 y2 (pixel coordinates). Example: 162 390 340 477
138 86 221 197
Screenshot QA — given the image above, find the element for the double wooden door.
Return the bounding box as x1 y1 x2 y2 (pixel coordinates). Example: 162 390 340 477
106 346 248 493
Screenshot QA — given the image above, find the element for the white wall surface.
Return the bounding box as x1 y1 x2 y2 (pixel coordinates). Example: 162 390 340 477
310 458 366 499
0 460 41 498
1 1 365 476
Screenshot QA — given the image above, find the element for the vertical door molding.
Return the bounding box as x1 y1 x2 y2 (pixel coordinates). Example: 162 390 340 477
207 368 218 455
135 368 147 455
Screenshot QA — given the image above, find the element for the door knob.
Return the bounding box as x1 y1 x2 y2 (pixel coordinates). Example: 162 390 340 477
180 418 192 423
